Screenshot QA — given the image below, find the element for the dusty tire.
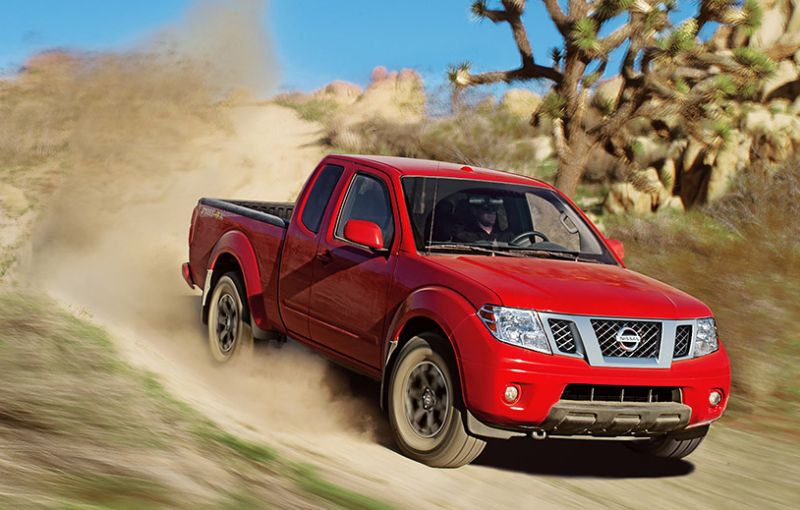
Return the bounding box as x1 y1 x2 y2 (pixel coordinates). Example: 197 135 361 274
627 427 708 459
207 272 249 363
388 334 485 468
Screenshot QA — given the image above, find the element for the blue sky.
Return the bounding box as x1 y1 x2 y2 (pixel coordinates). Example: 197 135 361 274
1 1 701 94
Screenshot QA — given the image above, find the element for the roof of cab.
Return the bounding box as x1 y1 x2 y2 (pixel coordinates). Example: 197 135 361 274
328 154 552 189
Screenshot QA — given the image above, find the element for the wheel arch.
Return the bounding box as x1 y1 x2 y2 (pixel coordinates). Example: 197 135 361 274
380 287 475 410
203 230 265 327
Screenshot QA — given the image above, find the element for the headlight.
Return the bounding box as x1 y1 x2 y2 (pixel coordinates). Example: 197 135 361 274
478 305 552 354
694 318 719 357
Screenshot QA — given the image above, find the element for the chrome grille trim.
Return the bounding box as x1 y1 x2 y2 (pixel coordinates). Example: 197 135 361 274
591 319 662 358
673 325 692 358
540 313 699 368
548 318 579 354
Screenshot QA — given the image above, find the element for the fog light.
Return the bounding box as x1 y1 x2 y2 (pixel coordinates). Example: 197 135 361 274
709 390 723 407
503 384 520 404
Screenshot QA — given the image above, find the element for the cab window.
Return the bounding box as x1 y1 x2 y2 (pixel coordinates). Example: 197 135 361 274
301 164 344 233
335 173 395 249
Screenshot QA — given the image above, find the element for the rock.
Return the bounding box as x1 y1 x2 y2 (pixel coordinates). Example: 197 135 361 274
605 182 653 215
592 76 624 110
631 167 665 196
660 158 677 193
710 24 733 51
530 136 553 161
683 137 705 171
658 195 685 213
313 80 362 107
743 107 772 136
762 60 799 100
788 0 800 33
707 131 749 202
633 135 666 167
768 99 791 113
500 89 541 119
750 4 788 49
333 66 425 129
790 95 800 114
773 112 800 142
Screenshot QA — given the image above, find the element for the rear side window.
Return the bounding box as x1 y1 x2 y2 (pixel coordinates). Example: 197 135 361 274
301 164 344 233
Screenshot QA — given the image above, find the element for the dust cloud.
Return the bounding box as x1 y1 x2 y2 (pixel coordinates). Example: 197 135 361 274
14 0 382 441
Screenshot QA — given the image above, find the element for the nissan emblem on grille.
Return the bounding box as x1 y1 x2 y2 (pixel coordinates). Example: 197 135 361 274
615 327 642 352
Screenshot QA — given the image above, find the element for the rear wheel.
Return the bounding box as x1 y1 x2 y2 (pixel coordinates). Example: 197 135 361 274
388 334 485 468
207 272 249 362
627 426 709 459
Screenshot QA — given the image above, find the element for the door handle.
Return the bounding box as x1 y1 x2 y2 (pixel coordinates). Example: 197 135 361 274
316 250 333 265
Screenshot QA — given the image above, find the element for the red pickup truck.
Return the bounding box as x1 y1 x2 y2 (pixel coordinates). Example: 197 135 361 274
183 154 730 467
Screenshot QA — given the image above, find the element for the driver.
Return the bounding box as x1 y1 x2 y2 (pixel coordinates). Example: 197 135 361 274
452 197 513 243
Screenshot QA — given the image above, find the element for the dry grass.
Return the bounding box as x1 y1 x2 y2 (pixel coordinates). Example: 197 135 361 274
326 106 557 179
608 164 800 432
0 290 393 510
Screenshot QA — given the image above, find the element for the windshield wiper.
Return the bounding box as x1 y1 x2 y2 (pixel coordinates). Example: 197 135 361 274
426 243 518 257
507 247 598 263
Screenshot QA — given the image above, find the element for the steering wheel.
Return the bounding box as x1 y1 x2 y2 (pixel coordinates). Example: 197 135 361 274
509 230 550 246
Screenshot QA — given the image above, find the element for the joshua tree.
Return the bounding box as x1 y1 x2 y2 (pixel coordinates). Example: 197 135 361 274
450 0 779 197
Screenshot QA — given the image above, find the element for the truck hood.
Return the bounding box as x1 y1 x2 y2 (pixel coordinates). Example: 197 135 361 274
429 255 710 319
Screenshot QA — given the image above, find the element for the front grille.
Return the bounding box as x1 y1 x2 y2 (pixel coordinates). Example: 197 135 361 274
591 320 662 358
548 319 578 354
674 325 692 358
561 384 681 403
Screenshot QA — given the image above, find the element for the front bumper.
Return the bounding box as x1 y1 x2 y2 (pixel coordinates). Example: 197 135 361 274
453 314 731 436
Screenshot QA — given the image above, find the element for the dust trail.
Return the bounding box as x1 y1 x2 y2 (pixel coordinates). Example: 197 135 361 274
14 0 381 441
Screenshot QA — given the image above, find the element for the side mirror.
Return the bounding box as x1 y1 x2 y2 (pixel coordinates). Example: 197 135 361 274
344 219 385 252
607 238 625 263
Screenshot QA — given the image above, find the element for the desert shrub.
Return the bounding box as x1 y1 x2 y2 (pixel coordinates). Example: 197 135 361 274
332 106 555 179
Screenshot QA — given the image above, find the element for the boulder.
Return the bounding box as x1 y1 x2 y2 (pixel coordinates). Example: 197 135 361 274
750 3 788 49
683 137 705 171
660 158 677 193
333 66 425 129
658 195 685 213
707 131 751 202
500 89 541 119
313 80 362 107
530 135 554 161
592 76 624 110
762 60 799 100
631 167 666 196
605 182 653 215
773 112 800 142
743 106 772 136
633 135 667 167
788 0 800 33
790 95 800 114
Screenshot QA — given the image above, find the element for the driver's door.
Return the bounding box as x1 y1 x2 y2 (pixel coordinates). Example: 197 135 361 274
308 168 399 369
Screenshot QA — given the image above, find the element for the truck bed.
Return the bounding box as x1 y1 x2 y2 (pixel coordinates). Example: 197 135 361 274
199 198 294 228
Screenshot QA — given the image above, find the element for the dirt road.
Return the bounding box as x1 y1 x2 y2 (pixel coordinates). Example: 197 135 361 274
21 103 800 509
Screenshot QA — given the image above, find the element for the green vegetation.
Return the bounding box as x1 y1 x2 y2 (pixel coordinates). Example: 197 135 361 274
0 290 395 510
274 96 341 123
607 165 800 433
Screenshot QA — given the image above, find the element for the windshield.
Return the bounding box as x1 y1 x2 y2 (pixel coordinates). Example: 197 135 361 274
401 177 615 264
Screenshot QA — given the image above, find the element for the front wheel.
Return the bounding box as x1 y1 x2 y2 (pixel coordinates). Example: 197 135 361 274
626 426 709 459
387 335 485 468
207 272 248 362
